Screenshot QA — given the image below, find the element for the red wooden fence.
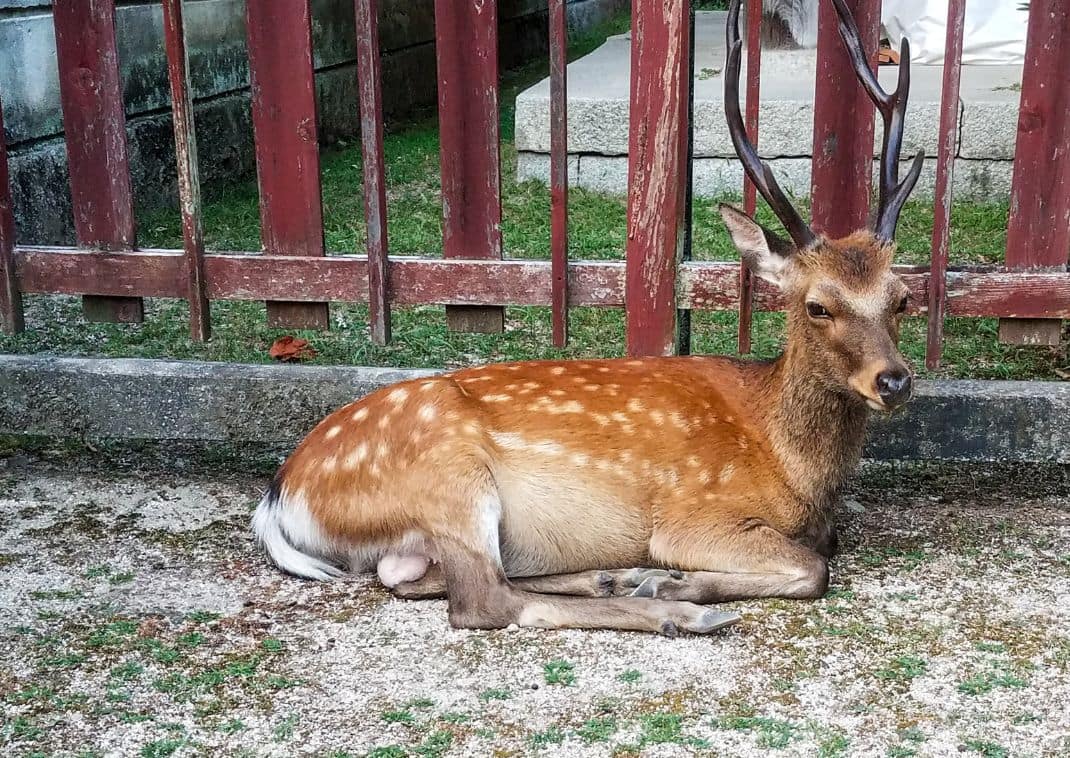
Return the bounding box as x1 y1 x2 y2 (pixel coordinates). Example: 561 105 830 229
1 0 1068 367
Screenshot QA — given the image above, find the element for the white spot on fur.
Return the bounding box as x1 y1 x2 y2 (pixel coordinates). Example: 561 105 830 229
324 426 342 440
571 453 589 467
351 407 369 422
550 389 566 396
627 399 645 413
388 388 409 404
483 394 512 403
490 432 525 450
719 463 737 484
418 405 436 422
550 366 565 375
592 413 610 426
687 456 700 468
343 443 368 469
650 410 665 425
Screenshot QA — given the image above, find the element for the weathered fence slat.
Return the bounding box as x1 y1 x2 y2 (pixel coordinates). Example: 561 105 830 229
162 0 210 342
736 0 763 354
549 0 570 348
434 0 504 334
1000 0 1070 346
924 0 966 369
354 0 391 345
810 0 879 237
15 248 1070 320
246 0 329 330
52 0 142 324
0 90 23 335
624 0 691 356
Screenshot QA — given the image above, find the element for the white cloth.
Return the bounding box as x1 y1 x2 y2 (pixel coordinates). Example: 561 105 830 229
880 0 1029 65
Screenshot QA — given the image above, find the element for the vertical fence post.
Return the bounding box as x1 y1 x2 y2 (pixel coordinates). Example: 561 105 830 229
624 0 690 357
354 0 391 345
736 0 763 354
434 0 504 334
549 0 569 348
0 89 23 335
162 0 210 342
810 0 879 237
925 0 966 369
53 0 143 324
999 0 1070 346
246 0 330 330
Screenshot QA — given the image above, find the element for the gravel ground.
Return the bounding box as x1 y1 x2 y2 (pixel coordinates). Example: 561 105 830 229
0 451 1068 758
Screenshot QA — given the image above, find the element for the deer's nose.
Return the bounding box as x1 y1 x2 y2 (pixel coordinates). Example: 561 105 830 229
876 369 912 407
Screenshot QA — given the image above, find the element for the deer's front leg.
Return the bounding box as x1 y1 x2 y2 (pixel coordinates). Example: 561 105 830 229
618 519 829 603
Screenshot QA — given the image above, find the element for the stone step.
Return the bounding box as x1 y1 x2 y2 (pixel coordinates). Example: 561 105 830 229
514 11 1023 199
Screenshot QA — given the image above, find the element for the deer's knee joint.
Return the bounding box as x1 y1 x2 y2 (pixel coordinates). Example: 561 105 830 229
446 584 520 630
793 557 829 599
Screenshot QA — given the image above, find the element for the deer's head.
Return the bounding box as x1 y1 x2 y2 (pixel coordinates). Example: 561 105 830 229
721 0 924 412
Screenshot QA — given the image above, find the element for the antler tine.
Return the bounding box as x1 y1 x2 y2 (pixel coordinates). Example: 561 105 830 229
725 0 816 249
829 0 924 241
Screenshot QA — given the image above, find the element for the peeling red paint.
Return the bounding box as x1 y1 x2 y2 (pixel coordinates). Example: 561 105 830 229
810 0 879 237
354 0 390 345
162 0 210 342
0 87 21 335
1002 0 1070 344
246 0 329 330
53 0 142 323
925 0 966 369
433 0 504 333
13 249 1070 320
624 0 690 357
549 0 569 348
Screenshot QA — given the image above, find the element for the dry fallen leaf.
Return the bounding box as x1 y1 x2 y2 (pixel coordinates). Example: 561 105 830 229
269 336 317 362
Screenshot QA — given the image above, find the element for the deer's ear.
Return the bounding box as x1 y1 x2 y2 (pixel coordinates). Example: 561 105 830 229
718 203 796 287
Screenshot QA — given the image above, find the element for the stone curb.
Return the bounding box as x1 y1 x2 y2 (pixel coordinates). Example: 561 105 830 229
1 355 1067 463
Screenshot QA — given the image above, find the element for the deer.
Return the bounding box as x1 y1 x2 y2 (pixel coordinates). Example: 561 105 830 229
252 0 924 636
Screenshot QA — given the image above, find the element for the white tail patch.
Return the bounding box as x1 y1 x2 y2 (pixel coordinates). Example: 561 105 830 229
251 487 345 582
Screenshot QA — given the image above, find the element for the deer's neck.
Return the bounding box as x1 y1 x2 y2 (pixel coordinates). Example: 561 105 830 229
756 347 869 509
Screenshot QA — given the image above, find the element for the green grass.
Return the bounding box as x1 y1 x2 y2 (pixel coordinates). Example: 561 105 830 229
0 12 1064 382
543 659 576 686
875 656 928 682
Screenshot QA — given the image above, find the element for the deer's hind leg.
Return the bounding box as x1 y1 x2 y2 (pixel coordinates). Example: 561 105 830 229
413 473 738 634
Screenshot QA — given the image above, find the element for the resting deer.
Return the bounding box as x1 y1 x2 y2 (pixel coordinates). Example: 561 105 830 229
252 0 923 636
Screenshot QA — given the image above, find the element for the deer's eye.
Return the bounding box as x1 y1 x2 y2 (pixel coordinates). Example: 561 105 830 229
806 302 832 320
896 295 909 314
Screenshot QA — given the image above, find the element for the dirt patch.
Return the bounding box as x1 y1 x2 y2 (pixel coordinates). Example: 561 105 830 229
1 456 1068 757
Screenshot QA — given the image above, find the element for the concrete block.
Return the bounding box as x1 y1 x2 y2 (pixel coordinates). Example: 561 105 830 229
529 153 1012 204
516 152 580 185
515 11 961 161
2 355 1067 463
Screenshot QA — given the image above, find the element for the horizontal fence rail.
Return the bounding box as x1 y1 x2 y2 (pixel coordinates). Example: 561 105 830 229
0 0 1067 363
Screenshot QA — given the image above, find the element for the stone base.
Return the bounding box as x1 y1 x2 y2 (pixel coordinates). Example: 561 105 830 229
515 11 1024 201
